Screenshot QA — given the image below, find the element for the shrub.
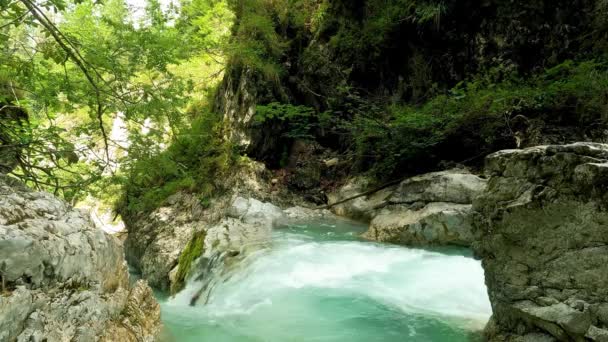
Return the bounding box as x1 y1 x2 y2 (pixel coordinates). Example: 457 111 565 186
117 109 236 217
350 59 608 178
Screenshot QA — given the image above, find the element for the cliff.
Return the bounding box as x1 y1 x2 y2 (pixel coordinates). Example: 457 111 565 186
473 143 608 341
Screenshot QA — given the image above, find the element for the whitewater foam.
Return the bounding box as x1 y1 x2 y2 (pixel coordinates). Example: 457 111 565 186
160 222 492 341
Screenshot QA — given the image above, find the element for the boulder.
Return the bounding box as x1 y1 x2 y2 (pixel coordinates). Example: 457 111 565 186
327 177 395 222
363 202 475 246
124 192 206 291
333 170 487 247
227 196 284 227
0 175 161 341
473 143 608 341
172 197 286 294
283 206 335 221
122 161 299 291
388 169 487 205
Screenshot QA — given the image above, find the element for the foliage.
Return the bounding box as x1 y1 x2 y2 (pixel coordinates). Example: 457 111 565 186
350 60 608 177
117 108 236 216
0 0 232 205
255 102 325 139
223 0 328 82
323 0 446 69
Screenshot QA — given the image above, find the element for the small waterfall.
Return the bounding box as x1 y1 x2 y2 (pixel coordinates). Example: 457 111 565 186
188 250 241 306
160 221 492 342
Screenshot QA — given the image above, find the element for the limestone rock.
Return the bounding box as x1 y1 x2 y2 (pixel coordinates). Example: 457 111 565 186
124 194 204 291
363 202 475 246
283 206 335 221
227 196 284 227
122 161 297 291
333 170 487 247
205 216 273 253
0 174 160 342
473 142 608 341
388 169 487 205
327 177 394 222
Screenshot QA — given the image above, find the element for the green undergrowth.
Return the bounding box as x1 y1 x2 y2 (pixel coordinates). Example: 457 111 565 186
116 107 237 218
348 59 608 177
171 230 207 294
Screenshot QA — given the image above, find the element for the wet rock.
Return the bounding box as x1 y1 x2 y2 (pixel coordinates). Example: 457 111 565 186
388 170 487 205
282 206 335 221
227 196 284 227
329 170 486 247
122 161 296 291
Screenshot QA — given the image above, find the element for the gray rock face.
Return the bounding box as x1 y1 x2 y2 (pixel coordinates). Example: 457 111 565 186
0 175 161 342
329 170 486 246
388 170 487 205
473 143 608 341
283 206 335 221
204 196 285 255
227 196 285 227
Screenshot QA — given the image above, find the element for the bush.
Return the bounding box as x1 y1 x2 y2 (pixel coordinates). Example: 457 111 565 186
117 109 236 217
350 59 608 178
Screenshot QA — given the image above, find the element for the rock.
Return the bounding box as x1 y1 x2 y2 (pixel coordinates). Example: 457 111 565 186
327 177 394 222
388 169 487 205
205 216 274 253
514 302 592 337
124 195 204 291
587 326 608 342
520 333 558 342
227 196 284 227
0 174 160 341
363 202 475 246
331 170 486 247
122 161 300 291
173 197 286 293
283 206 335 221
473 143 608 341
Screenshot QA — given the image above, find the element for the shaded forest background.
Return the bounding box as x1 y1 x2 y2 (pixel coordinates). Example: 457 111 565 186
1 0 608 217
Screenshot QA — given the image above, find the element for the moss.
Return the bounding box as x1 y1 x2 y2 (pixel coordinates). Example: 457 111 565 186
171 230 206 294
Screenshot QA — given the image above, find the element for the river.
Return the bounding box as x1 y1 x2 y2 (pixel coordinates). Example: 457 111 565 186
158 220 492 341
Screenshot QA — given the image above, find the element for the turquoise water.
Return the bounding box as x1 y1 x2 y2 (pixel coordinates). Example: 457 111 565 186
158 220 491 342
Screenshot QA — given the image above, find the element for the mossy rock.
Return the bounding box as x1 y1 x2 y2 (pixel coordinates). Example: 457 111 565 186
171 230 206 294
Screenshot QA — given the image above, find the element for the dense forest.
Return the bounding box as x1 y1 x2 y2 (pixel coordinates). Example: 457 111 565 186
2 0 607 218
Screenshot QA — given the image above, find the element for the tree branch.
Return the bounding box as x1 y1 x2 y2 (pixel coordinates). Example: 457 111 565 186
20 0 111 164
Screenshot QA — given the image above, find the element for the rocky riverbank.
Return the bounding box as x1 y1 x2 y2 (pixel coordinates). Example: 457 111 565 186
326 143 608 341
7 142 605 342
0 174 161 341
